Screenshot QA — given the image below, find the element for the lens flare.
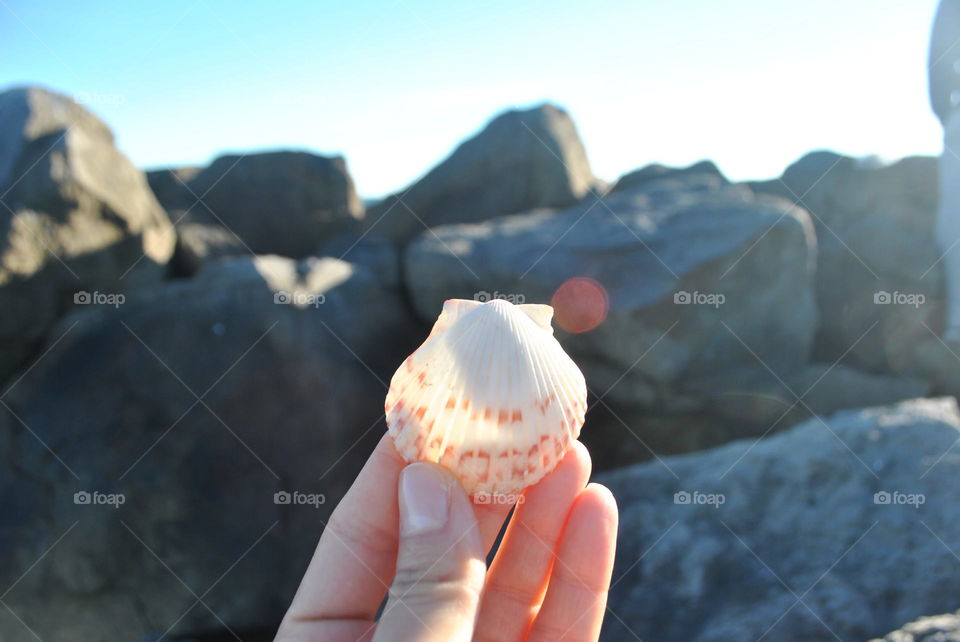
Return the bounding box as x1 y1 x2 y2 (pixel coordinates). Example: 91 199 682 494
551 277 609 334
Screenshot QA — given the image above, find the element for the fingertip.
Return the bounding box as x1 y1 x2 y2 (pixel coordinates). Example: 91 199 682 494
402 462 486 541
584 482 618 510
402 461 477 510
524 484 618 641
383 461 486 641
569 439 593 479
578 483 619 531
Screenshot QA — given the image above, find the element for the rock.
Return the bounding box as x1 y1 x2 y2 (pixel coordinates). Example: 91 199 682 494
169 221 248 277
612 159 727 193
172 150 364 258
746 149 854 200
895 335 960 400
751 151 941 374
316 233 404 290
582 363 928 472
367 103 596 243
692 363 931 432
0 254 419 641
580 405 725 472
146 168 251 277
0 86 175 383
600 397 960 641
870 610 960 641
145 165 201 212
405 177 818 448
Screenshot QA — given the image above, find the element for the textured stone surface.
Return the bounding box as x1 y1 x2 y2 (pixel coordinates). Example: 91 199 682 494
0 255 419 641
612 159 727 193
153 150 364 259
752 151 942 376
367 103 596 243
0 86 175 382
600 397 960 641
405 176 818 434
145 165 201 212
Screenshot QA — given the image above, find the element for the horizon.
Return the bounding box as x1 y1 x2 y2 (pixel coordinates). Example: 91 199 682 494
2 0 944 198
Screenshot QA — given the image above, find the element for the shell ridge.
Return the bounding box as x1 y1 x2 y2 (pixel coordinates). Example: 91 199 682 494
517 315 563 486
527 318 586 472
543 337 585 443
431 332 471 463
448 310 494 477
484 312 507 490
414 346 452 461
513 304 570 487
501 308 524 492
438 310 497 466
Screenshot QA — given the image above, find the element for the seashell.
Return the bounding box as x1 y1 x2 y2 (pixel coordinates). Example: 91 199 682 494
385 298 587 496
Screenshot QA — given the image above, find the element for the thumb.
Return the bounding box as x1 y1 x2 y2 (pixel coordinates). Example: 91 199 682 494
374 462 486 642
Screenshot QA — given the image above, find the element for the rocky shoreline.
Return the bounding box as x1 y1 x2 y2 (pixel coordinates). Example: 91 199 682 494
1 85 957 640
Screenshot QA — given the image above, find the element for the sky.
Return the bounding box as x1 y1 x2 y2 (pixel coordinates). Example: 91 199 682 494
1 0 944 198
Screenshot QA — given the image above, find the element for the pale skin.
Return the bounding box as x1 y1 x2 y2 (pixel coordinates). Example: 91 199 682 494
276 434 619 641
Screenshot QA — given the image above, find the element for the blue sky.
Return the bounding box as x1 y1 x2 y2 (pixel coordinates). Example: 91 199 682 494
1 0 943 198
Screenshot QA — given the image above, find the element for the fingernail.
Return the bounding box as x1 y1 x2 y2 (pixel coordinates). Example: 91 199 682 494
399 463 451 536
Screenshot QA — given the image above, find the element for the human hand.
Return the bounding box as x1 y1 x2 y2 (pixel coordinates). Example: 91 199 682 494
275 433 618 641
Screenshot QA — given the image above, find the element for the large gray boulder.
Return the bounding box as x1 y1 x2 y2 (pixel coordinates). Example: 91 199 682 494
0 255 419 641
367 103 597 243
316 232 404 290
405 174 818 447
601 397 960 641
689 362 931 434
612 159 727 193
168 220 249 277
584 362 930 471
752 151 942 376
145 167 248 277
145 165 201 213
150 151 364 260
0 86 175 382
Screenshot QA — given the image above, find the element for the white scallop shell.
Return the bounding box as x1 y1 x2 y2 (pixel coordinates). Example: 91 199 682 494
385 298 587 495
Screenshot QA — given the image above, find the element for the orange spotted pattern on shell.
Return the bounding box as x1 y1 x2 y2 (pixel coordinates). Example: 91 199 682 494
385 298 587 495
